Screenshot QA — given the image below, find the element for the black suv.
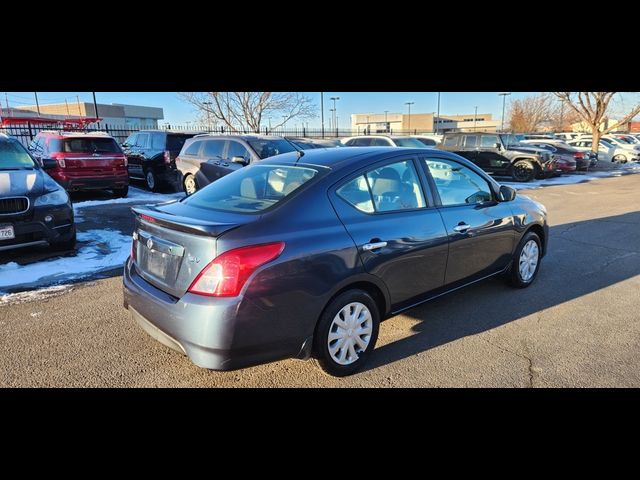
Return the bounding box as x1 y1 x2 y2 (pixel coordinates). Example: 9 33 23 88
438 132 557 182
122 130 202 191
175 135 297 195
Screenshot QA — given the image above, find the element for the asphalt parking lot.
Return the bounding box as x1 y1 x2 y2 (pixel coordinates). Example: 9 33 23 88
1 174 639 387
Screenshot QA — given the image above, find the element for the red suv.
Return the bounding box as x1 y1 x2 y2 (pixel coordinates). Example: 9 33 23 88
28 131 129 197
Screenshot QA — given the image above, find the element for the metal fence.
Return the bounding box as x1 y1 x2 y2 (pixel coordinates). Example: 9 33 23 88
1 121 460 148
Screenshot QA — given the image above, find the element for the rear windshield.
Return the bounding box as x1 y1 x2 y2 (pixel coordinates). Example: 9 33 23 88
392 137 429 148
166 134 194 151
0 140 36 169
247 139 297 159
62 137 121 153
184 164 319 213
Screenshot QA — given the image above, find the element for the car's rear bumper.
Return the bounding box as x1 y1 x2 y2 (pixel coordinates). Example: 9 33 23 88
122 258 304 370
0 204 74 251
54 174 129 191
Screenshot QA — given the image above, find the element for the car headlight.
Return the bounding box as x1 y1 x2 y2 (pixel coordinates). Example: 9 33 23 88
35 188 69 206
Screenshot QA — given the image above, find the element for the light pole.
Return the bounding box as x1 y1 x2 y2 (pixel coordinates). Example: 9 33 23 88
366 115 370 134
435 92 441 134
473 106 478 131
499 92 511 132
405 101 414 134
329 108 335 131
203 101 212 131
268 116 272 130
34 92 41 116
92 92 99 124
330 96 340 136
320 92 325 139
384 110 389 132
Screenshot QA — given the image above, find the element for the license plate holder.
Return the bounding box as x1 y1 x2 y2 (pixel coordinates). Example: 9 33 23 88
0 224 15 240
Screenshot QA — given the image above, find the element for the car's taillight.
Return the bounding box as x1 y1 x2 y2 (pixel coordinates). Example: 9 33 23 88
188 242 285 297
139 214 156 223
574 152 585 159
164 150 171 164
123 155 128 167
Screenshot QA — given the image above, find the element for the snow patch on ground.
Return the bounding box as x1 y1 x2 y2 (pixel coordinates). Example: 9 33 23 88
0 284 75 306
0 229 131 293
73 187 183 212
501 163 640 190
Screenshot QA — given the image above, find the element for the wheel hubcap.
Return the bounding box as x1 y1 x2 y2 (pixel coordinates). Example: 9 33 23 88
185 176 196 194
146 172 155 189
519 240 539 282
327 302 372 366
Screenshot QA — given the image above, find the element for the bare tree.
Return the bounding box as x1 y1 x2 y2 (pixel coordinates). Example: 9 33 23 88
178 92 316 132
553 92 640 152
507 93 555 133
547 99 581 132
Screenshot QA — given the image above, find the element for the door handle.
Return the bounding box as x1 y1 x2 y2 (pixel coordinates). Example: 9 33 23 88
453 223 470 233
220 162 229 167
362 241 387 251
213 160 221 165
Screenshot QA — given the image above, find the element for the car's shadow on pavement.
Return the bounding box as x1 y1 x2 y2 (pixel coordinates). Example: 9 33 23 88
360 211 640 373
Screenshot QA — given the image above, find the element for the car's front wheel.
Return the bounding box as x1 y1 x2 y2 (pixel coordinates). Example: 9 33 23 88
183 174 198 196
508 231 542 288
613 154 627 164
510 160 536 182
314 290 380 377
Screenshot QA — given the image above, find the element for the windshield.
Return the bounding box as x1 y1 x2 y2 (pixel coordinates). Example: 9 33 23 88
392 137 430 148
0 140 36 169
63 137 121 153
600 140 613 148
183 164 320 214
247 139 297 159
500 134 521 147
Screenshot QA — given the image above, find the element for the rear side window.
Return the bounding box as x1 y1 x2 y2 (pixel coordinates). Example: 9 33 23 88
247 139 296 159
372 138 390 146
337 160 426 213
184 141 203 156
203 140 225 158
443 136 459 147
184 164 319 213
151 133 166 149
63 138 121 153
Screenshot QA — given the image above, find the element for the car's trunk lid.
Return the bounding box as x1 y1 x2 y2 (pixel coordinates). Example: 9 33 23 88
131 201 257 298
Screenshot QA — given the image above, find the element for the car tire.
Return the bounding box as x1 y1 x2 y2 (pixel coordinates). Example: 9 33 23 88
183 173 198 196
313 289 380 377
613 154 626 164
510 160 536 182
145 169 158 192
508 231 542 288
51 226 77 252
113 185 129 198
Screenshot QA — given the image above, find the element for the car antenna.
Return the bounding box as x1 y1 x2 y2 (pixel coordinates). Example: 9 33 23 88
294 149 305 165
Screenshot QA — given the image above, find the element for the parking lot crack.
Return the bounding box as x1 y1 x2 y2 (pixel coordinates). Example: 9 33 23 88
481 337 535 387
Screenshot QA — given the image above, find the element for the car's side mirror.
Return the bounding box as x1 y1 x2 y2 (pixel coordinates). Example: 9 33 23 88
231 156 249 166
495 143 502 149
41 158 58 170
499 185 517 202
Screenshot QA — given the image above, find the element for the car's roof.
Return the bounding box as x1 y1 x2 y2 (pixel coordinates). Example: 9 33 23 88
261 146 449 170
136 130 203 135
38 131 116 139
192 134 286 141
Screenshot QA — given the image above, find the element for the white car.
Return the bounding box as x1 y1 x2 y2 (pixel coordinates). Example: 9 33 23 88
568 138 638 163
554 132 581 142
411 135 441 148
601 135 640 154
341 135 431 148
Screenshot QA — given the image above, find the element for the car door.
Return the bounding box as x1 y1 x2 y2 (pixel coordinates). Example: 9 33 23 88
224 140 253 176
476 134 509 173
330 155 449 309
198 139 227 185
122 133 140 177
421 154 515 286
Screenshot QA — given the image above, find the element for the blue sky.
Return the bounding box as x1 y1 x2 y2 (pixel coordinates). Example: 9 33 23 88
4 92 639 127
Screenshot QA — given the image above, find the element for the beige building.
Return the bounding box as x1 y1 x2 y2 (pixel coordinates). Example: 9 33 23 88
351 112 499 134
12 102 163 128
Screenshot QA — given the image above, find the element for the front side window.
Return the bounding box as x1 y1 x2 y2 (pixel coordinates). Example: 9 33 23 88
151 133 166 150
227 141 251 160
247 139 296 159
425 158 493 206
443 136 459 147
337 160 426 213
480 135 499 147
136 133 150 148
184 164 320 213
464 136 478 147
